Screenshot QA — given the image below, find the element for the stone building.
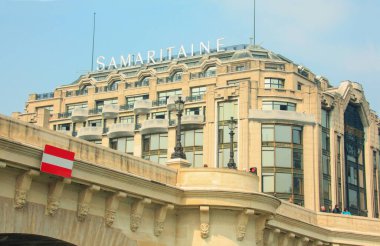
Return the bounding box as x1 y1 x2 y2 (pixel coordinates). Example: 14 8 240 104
12 44 380 219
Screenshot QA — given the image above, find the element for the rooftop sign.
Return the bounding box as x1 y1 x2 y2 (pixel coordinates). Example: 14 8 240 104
96 38 225 71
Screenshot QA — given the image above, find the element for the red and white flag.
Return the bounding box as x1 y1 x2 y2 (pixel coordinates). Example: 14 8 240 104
40 145 75 178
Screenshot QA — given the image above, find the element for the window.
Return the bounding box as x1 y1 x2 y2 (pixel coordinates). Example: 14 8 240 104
109 80 120 91
264 78 285 89
261 124 304 205
191 87 206 97
297 82 302 91
120 116 134 123
157 89 182 102
57 123 70 131
96 98 118 110
135 77 150 87
36 105 53 114
66 103 87 114
171 71 182 82
204 66 216 77
217 101 238 167
181 129 203 167
88 120 102 127
110 137 134 154
185 107 202 116
152 112 166 119
262 101 296 111
126 94 149 108
142 133 168 165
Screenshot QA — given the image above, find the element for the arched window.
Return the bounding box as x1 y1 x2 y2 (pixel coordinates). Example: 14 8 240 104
171 71 183 82
204 66 216 77
109 80 120 91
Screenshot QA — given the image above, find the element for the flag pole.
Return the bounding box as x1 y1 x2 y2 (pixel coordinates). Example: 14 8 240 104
253 0 256 46
91 12 96 71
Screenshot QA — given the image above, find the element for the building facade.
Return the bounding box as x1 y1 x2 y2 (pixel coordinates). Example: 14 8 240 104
13 44 380 218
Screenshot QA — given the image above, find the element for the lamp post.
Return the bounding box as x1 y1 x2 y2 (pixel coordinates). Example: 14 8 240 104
227 117 237 169
171 96 186 159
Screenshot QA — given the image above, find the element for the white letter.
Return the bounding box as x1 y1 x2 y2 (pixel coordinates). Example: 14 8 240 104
160 48 163 62
96 56 105 70
147 50 156 64
191 44 194 56
135 53 144 65
108 57 117 69
177 45 187 58
200 41 210 55
216 38 225 52
120 55 131 67
167 46 175 60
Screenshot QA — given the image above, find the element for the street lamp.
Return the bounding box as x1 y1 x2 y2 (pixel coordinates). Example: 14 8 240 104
227 117 237 169
171 96 186 159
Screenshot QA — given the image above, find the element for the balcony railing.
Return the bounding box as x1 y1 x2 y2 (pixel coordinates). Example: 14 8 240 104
181 115 204 130
107 123 135 138
36 92 54 100
88 108 102 115
58 112 72 119
102 104 119 119
120 104 134 111
152 99 167 107
133 99 152 115
66 89 88 97
77 126 103 141
71 108 88 123
186 94 204 102
140 119 168 135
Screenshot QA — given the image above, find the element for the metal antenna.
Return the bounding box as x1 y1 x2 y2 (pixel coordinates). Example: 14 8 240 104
91 12 96 71
253 0 256 46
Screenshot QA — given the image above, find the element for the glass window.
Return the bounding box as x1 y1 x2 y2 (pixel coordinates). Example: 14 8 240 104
321 109 329 128
293 149 303 169
276 173 292 193
349 189 358 208
89 120 102 127
275 125 291 143
262 125 274 142
262 147 274 167
292 127 302 144
157 89 182 102
120 116 134 123
262 101 296 111
276 148 292 168
322 155 330 175
204 66 216 77
263 173 274 192
264 78 285 89
293 176 303 195
190 86 206 97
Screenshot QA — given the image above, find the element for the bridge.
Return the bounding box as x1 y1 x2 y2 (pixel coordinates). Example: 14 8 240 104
0 114 380 246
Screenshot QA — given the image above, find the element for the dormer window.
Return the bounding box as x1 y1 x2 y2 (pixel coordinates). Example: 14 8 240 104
204 66 216 77
171 71 183 82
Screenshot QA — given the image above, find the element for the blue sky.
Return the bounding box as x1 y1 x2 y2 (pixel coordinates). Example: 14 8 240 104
0 0 379 115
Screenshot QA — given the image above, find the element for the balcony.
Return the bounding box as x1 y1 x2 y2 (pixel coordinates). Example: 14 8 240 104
71 108 88 123
102 104 119 119
133 99 152 115
107 123 135 139
167 95 183 111
181 115 204 130
56 129 72 136
140 119 168 135
77 127 103 141
186 94 204 102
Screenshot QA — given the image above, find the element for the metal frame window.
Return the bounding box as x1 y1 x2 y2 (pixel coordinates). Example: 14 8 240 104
110 137 134 155
180 129 203 167
262 101 296 111
264 78 285 89
261 124 304 206
142 133 168 165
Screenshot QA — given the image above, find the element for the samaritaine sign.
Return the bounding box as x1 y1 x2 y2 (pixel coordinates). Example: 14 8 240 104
96 38 225 71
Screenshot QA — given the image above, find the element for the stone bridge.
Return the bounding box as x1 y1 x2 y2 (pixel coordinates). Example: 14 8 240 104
0 115 380 246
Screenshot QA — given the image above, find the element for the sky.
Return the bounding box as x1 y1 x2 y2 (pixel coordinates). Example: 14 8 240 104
0 0 379 116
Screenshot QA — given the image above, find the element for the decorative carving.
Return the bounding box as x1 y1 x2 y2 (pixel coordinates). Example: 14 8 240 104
236 209 255 241
255 215 272 246
199 206 210 239
200 223 209 238
279 232 296 246
0 161 6 168
154 204 174 236
104 191 127 227
46 178 71 216
130 198 151 232
264 228 281 246
14 170 40 209
77 185 100 222
295 237 310 246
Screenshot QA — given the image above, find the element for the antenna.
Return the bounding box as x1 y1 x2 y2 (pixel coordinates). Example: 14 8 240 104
253 0 256 46
91 12 96 71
